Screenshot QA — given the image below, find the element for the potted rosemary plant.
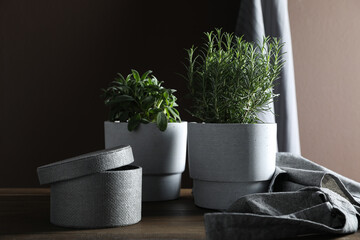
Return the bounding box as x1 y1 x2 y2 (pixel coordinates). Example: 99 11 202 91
103 70 187 201
184 29 284 210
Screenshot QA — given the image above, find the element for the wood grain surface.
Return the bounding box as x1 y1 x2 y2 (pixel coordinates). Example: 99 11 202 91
0 189 209 240
0 188 360 240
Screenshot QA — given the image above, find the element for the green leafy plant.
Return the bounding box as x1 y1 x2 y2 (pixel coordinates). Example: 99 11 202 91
184 28 284 124
102 70 181 131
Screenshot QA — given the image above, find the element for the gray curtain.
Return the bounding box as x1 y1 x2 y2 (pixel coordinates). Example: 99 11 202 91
235 0 301 154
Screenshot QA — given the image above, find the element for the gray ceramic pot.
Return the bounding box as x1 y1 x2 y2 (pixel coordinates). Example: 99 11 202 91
188 123 277 210
104 121 188 201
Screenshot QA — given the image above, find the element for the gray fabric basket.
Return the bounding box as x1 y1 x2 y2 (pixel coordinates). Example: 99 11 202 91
37 145 142 228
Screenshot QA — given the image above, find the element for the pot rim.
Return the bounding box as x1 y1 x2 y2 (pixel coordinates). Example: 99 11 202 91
105 121 188 124
187 122 276 126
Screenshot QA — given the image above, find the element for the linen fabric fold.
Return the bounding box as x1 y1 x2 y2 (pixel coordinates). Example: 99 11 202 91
204 153 360 240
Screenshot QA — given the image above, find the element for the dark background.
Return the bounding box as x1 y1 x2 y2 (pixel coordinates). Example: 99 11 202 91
0 0 240 187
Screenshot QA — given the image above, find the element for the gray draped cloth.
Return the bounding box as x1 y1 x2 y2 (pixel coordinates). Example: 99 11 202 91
235 0 301 154
204 153 360 240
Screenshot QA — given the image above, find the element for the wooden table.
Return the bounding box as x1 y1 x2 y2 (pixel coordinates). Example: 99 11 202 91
1 188 360 240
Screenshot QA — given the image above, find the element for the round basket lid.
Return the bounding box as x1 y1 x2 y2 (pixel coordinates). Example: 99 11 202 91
37 145 134 185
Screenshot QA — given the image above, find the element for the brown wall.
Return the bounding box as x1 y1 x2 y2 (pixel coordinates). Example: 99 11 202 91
2 0 360 187
0 0 240 187
0 0 202 187
289 0 360 181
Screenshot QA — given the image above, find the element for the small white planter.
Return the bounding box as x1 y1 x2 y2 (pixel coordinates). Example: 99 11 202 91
188 123 277 210
104 121 188 201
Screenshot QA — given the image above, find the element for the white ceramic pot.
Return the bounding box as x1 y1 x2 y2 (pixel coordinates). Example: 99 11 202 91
104 121 188 201
188 123 277 210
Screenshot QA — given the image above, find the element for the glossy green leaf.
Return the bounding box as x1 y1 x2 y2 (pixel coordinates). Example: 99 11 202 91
128 115 141 131
156 112 167 131
111 95 134 103
131 69 141 82
141 70 152 80
167 107 180 121
118 111 129 122
102 69 181 131
142 96 154 109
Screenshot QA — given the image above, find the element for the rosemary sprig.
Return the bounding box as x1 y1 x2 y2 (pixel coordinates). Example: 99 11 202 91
184 28 284 124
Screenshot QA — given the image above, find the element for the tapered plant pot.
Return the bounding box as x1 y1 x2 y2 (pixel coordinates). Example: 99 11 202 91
188 123 277 210
105 121 187 201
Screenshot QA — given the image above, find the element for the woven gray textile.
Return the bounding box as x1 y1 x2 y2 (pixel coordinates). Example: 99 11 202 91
51 165 142 228
37 146 142 228
204 153 360 240
37 146 134 184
